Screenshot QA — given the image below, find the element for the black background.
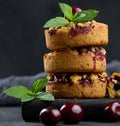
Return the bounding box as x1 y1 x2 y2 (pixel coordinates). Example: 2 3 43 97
0 0 120 78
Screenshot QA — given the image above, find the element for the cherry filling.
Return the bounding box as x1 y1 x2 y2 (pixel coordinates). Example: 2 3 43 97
77 47 106 71
70 24 93 37
98 75 107 82
93 48 105 60
78 78 94 87
48 29 57 35
53 73 68 82
48 73 92 85
92 48 106 71
48 73 107 87
114 83 120 91
48 73 72 84
113 76 120 91
78 78 92 86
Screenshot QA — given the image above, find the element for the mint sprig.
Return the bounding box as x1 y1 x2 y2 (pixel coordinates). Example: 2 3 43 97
43 2 99 28
59 2 73 21
43 17 69 28
32 77 48 93
73 9 99 23
4 78 54 102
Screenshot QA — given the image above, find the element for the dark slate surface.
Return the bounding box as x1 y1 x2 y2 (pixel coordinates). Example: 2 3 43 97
0 107 120 126
21 98 120 122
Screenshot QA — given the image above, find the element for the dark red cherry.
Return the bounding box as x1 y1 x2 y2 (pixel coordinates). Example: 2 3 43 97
60 102 84 124
72 6 82 14
103 101 120 121
39 106 61 125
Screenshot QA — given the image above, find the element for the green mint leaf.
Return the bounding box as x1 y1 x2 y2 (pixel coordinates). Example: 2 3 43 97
4 78 55 102
43 17 69 28
58 2 73 20
21 94 35 102
37 91 54 101
4 86 30 99
73 10 99 23
32 78 48 93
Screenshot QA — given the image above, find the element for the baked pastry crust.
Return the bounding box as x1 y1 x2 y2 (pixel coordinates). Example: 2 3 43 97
44 47 106 73
45 20 108 50
107 72 120 98
46 72 108 98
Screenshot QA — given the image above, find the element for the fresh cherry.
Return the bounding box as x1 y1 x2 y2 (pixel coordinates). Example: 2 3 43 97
39 106 61 125
60 102 84 124
72 6 82 14
103 101 120 121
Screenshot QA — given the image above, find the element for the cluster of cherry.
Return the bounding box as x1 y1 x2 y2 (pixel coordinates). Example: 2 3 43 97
39 101 120 125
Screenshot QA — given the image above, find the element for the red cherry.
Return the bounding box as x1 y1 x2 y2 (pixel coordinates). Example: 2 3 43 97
39 107 61 125
60 102 84 124
103 101 120 121
72 6 82 14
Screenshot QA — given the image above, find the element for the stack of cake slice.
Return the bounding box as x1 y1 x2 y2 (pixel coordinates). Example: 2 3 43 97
43 20 108 98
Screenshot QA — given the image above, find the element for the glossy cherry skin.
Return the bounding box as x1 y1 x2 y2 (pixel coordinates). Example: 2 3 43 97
60 102 84 124
39 106 61 125
72 6 82 14
103 101 120 121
